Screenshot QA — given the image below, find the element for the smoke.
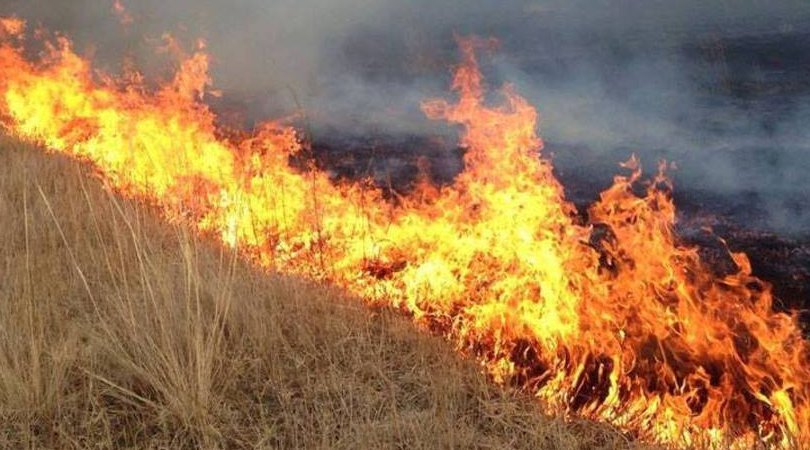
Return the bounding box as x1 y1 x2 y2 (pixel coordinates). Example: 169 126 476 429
2 0 810 234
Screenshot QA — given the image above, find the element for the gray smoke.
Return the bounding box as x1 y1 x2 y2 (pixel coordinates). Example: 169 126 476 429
2 0 810 234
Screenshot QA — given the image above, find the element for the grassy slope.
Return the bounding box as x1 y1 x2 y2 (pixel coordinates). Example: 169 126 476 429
0 137 650 449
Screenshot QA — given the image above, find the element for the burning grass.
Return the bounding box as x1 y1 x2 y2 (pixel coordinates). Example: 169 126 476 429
1 17 808 448
0 138 651 449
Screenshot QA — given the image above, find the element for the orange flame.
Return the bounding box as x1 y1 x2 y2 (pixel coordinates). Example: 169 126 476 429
0 21 807 448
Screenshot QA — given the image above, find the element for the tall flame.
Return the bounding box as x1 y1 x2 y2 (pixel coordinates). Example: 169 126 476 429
0 19 807 448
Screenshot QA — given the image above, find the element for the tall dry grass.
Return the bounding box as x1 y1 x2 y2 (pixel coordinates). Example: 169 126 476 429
0 137 650 449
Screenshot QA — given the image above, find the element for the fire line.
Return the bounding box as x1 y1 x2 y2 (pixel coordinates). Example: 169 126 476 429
0 18 807 448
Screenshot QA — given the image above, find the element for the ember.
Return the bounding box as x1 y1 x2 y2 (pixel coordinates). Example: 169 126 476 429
0 18 807 448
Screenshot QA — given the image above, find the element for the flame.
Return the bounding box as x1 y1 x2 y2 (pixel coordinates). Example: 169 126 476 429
112 0 134 26
0 20 808 448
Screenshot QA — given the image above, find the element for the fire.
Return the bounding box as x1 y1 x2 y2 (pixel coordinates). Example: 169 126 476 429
1 18 808 448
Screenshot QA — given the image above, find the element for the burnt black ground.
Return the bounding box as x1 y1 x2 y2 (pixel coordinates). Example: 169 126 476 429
305 135 810 330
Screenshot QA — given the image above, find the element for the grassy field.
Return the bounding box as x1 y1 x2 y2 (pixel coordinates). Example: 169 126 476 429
0 137 651 449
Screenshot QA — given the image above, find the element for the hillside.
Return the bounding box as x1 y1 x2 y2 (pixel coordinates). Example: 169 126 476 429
0 137 653 449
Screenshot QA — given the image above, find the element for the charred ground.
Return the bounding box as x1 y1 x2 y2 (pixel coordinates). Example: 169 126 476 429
304 134 810 330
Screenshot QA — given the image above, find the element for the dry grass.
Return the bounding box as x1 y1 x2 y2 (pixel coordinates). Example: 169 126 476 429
0 137 652 449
